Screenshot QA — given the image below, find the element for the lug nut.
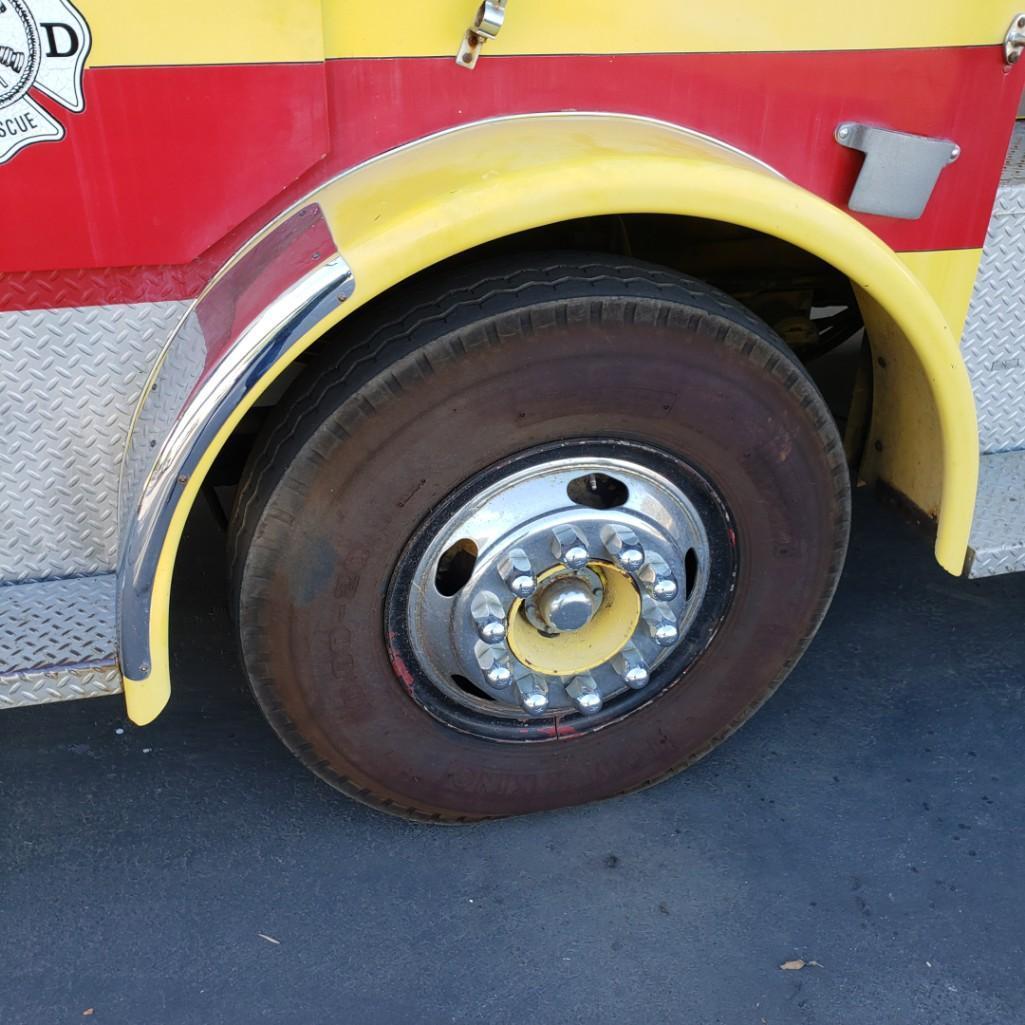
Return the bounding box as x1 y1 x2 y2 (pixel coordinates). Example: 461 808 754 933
642 597 679 647
471 590 507 644
651 621 678 646
600 523 645 572
498 547 536 598
514 673 550 716
551 524 589 569
639 552 679 602
566 674 603 715
612 644 650 689
474 641 513 689
487 664 512 687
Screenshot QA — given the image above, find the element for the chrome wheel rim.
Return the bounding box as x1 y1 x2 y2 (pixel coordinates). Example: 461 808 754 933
386 439 736 741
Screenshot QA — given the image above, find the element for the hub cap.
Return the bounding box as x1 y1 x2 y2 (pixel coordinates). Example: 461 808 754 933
394 444 720 730
535 574 597 632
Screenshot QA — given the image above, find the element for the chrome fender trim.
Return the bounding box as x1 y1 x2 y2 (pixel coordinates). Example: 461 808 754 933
117 203 354 684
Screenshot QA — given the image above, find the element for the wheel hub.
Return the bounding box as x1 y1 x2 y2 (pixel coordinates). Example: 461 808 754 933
522 565 603 634
508 561 641 679
398 449 714 724
534 573 597 633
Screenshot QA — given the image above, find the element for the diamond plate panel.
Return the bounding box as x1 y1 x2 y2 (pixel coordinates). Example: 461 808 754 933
0 262 203 313
119 308 208 531
0 665 122 708
961 123 1025 453
0 573 120 709
994 119 1025 206
966 451 1025 578
0 300 189 581
0 574 115 670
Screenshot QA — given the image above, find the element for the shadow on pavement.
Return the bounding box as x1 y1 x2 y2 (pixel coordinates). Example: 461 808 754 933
2 490 1023 1025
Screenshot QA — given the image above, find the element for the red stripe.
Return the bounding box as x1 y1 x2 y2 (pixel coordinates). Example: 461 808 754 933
1 49 1020 311
329 49 1020 253
0 62 329 273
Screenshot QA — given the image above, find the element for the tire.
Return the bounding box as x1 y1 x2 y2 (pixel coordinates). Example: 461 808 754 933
229 254 850 822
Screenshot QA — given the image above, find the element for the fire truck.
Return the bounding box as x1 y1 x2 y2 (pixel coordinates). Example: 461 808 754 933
2 2 1023 820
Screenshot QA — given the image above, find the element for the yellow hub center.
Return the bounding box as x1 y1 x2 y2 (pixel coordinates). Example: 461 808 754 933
507 561 641 677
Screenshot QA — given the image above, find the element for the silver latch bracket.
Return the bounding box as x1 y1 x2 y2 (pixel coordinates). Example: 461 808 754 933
835 122 960 220
456 1 507 70
1005 13 1025 65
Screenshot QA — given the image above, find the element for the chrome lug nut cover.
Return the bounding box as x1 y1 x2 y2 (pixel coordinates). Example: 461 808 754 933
600 523 645 571
566 674 603 715
612 643 650 689
639 551 679 602
497 547 536 598
474 641 514 689
514 673 550 715
471 590 507 644
642 597 679 647
551 524 589 569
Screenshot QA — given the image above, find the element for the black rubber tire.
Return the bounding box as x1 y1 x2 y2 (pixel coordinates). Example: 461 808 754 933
229 254 850 822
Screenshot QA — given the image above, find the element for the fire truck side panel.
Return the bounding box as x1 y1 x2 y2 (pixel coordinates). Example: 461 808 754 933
1 13 1020 292
1 2 1022 716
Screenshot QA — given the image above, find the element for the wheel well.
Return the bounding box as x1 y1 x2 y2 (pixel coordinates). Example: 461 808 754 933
202 214 867 513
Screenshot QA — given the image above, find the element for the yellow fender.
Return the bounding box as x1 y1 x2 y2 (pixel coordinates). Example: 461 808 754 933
120 112 978 725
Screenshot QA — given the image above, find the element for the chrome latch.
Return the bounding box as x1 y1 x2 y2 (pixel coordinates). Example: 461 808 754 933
456 1 507 69
835 122 960 220
1005 13 1025 66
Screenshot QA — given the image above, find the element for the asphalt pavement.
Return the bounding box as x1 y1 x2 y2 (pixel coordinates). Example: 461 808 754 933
3 490 1024 1025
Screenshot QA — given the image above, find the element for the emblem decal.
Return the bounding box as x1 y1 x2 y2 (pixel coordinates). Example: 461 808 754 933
0 0 89 164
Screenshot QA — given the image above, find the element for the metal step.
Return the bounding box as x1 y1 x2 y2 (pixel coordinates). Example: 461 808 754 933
961 122 1025 454
966 451 1025 577
957 124 1025 577
0 574 121 708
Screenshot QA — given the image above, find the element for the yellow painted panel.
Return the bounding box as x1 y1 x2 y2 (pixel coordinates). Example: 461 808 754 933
507 564 641 677
123 675 170 726
899 249 983 341
327 1 1019 58
861 249 981 531
124 113 979 722
80 1 1019 67
81 0 325 67
857 290 953 522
